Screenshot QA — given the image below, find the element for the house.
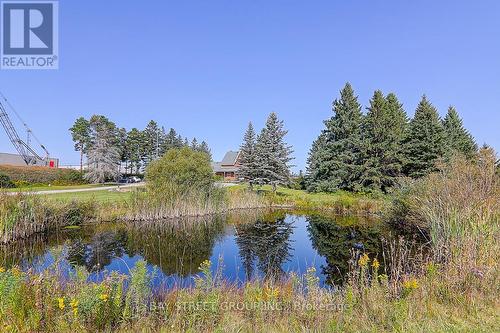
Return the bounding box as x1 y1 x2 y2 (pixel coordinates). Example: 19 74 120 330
211 151 240 181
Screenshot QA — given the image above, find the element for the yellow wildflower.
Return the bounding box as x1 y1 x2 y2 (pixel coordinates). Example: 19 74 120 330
0 267 5 273
57 297 65 310
372 258 380 270
11 267 21 277
402 278 419 290
70 299 79 316
99 293 109 302
358 253 370 267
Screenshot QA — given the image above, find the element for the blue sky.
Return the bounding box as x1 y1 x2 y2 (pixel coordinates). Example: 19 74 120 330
1 0 499 171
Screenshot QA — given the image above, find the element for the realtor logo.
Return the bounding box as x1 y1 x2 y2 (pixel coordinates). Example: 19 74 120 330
1 1 58 69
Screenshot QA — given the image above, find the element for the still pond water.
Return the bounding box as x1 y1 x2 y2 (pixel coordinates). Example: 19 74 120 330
0 210 392 287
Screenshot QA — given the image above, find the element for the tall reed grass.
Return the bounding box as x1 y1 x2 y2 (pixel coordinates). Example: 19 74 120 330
126 186 266 221
390 148 500 294
0 192 96 244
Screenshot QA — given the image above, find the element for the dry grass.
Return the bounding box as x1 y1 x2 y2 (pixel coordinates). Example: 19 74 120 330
126 186 267 221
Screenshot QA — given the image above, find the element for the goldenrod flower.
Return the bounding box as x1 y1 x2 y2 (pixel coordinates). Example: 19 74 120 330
11 267 21 277
57 297 65 310
70 299 79 316
99 294 109 302
358 253 370 267
402 278 419 290
372 258 380 270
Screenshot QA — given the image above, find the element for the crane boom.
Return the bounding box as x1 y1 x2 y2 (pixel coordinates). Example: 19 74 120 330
0 98 46 166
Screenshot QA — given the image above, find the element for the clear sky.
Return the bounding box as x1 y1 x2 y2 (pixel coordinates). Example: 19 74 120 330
1 0 499 171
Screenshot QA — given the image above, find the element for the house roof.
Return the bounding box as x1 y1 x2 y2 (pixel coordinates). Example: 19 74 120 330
221 151 239 166
211 162 238 173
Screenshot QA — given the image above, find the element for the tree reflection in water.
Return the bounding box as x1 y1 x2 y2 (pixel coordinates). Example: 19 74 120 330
306 214 384 286
235 211 294 281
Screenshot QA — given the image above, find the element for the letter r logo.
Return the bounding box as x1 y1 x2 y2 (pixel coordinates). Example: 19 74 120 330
2 2 54 54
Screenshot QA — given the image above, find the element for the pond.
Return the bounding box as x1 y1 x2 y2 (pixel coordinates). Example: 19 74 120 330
0 210 394 288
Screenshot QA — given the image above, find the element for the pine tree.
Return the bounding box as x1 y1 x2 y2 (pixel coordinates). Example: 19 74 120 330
442 106 477 159
198 141 212 159
254 113 294 191
69 117 91 173
359 91 408 192
142 120 161 166
117 127 128 173
85 115 121 183
403 95 446 178
305 132 327 192
126 128 144 173
306 83 364 192
161 128 183 153
191 137 199 150
238 122 259 186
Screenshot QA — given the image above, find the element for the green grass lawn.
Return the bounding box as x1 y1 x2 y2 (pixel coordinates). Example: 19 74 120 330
4 183 110 192
46 189 132 203
230 184 387 214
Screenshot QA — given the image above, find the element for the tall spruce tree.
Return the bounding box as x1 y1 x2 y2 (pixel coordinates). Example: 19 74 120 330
161 128 184 153
359 91 408 192
403 95 446 178
142 120 161 166
305 132 327 192
254 113 294 191
126 128 144 173
238 122 259 186
198 141 211 159
306 83 364 192
442 106 477 159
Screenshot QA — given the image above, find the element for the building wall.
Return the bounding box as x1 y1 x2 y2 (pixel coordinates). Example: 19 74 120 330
0 152 59 168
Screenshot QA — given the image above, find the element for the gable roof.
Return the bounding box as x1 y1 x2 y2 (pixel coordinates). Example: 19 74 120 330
221 151 239 166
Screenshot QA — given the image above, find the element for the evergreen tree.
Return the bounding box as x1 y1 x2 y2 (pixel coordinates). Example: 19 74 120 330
198 141 212 159
403 95 446 178
306 83 364 192
359 91 408 192
126 128 144 173
442 106 477 159
191 137 199 150
142 120 161 166
254 113 294 191
161 128 183 153
238 122 259 186
305 132 327 192
85 115 121 183
69 117 91 173
117 127 128 173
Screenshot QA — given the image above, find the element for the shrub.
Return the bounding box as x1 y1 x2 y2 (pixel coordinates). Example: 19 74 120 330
0 165 86 186
146 147 214 196
0 173 14 188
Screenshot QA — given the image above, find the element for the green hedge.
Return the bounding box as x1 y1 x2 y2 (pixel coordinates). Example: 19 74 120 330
0 173 14 188
0 165 86 186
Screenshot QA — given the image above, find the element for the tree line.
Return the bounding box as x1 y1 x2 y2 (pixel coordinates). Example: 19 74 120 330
306 83 478 193
69 115 211 183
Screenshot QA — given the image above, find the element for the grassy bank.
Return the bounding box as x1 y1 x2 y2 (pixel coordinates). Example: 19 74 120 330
233 185 386 215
